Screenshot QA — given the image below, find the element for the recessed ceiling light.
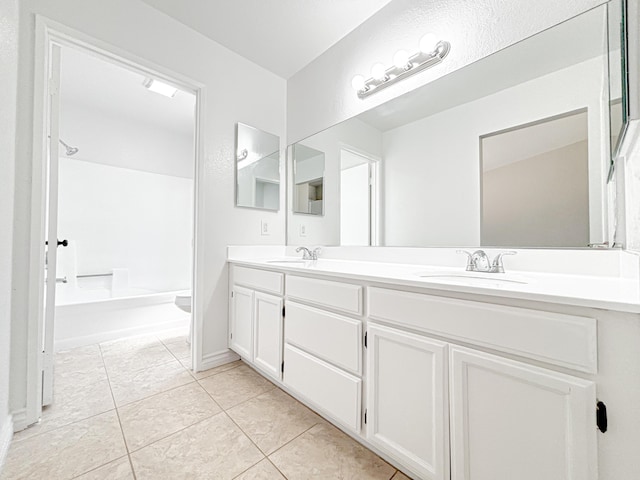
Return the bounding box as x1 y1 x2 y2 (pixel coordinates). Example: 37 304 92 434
142 78 178 98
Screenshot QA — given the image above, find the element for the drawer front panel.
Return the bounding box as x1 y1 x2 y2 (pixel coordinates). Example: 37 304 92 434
368 287 597 373
284 344 362 431
233 265 283 295
286 301 362 375
286 275 363 314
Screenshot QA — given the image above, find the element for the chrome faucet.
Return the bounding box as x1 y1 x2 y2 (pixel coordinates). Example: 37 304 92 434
296 246 321 260
457 250 516 273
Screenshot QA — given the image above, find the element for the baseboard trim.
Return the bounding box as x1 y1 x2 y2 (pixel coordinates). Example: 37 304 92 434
0 414 14 473
10 409 27 432
199 349 240 372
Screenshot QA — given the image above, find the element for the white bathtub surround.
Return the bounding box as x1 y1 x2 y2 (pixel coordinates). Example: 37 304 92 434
228 246 640 312
227 248 640 479
54 291 190 351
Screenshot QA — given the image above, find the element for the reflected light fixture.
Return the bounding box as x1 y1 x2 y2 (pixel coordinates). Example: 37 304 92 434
351 33 450 99
142 78 178 98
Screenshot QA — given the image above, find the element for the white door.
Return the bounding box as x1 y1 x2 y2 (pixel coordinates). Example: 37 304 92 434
230 285 254 361
340 149 378 246
449 345 597 480
42 44 63 407
366 323 449 480
253 292 283 380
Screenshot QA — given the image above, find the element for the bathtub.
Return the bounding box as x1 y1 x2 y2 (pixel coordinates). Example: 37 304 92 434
54 279 190 351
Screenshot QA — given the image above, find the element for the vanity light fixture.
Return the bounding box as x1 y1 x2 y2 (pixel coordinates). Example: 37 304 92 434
142 78 178 98
352 33 450 99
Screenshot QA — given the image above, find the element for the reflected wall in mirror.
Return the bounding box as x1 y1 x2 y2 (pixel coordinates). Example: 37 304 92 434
235 123 280 211
292 144 325 215
288 3 628 248
608 0 628 159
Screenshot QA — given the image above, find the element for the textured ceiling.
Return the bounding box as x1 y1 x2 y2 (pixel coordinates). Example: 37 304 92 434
139 0 395 78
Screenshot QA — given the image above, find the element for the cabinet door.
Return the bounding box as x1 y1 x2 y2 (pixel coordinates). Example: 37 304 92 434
449 345 597 480
254 292 283 380
230 285 254 361
366 323 449 480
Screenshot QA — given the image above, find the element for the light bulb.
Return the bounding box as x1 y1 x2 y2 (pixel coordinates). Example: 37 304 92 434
351 74 366 91
371 63 388 81
419 33 438 53
393 50 410 69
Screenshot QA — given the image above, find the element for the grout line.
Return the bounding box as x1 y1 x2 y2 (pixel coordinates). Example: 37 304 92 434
266 457 289 479
68 454 130 479
189 360 243 380
266 421 322 458
128 454 138 480
125 411 225 454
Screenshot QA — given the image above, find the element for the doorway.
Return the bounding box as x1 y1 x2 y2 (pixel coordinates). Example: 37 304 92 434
28 18 204 427
340 148 379 246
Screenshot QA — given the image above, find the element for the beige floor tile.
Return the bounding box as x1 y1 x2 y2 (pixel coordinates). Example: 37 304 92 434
180 358 242 380
228 388 322 454
199 364 275 409
163 339 191 359
74 456 134 480
130 413 264 480
102 343 176 376
1 411 126 480
391 471 412 480
55 344 105 378
119 382 221 451
270 422 395 480
234 459 285 480
108 359 193 406
100 335 163 355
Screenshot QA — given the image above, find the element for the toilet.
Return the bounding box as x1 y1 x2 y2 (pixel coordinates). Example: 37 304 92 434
174 294 192 345
174 294 191 313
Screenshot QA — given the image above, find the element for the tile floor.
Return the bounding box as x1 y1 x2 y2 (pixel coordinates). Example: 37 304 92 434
1 329 412 479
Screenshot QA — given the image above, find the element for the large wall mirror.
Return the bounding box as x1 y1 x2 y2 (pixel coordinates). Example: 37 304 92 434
287 1 629 248
236 123 280 211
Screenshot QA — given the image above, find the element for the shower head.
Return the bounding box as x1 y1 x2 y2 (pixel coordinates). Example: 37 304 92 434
59 139 79 156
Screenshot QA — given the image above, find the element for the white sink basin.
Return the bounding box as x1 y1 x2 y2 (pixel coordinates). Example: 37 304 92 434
416 271 530 287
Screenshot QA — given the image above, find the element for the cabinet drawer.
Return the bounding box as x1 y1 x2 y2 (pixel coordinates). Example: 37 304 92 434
286 301 362 375
233 265 283 295
284 344 362 431
286 275 363 315
368 287 597 373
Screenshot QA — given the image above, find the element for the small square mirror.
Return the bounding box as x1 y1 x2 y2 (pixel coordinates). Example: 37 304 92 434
235 123 280 211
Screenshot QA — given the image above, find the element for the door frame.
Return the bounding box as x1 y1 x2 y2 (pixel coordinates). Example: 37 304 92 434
25 14 207 427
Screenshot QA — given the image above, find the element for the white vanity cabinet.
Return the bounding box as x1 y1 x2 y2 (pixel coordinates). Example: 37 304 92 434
449 345 597 480
367 287 598 480
229 266 284 380
282 275 364 431
366 323 449 480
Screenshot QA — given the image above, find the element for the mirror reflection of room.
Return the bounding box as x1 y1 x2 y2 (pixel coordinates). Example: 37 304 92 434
236 123 280 211
293 144 325 215
288 4 618 249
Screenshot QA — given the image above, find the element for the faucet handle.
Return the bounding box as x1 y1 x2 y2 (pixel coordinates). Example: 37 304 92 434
491 251 517 273
312 247 322 260
456 250 474 271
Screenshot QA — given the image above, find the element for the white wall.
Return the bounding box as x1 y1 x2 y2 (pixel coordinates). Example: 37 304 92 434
61 102 195 179
57 158 193 292
382 56 607 247
0 0 18 463
10 0 286 428
482 141 589 247
287 0 605 144
288 119 382 245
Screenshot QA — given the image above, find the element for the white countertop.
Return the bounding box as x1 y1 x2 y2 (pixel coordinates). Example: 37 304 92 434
228 256 640 314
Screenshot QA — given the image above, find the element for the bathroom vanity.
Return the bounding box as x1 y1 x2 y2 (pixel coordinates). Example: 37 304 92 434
227 249 640 480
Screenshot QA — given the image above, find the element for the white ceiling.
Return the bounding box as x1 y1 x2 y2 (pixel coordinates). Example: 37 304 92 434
60 47 196 136
139 0 395 78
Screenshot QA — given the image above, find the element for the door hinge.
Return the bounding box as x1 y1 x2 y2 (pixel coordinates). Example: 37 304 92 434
231 291 234 298
364 331 367 348
364 409 367 424
230 332 233 340
282 306 285 317
597 401 608 433
281 361 284 373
